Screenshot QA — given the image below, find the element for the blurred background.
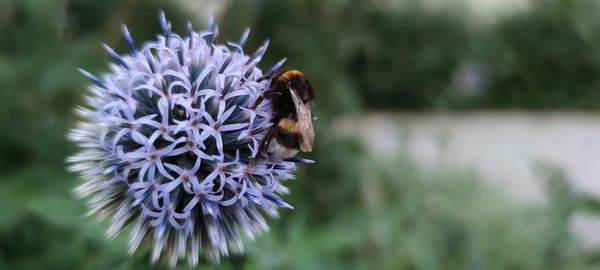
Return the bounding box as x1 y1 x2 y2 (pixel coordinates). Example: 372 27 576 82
3 0 600 269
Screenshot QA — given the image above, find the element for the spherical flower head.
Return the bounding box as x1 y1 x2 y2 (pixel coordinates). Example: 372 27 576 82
67 11 312 267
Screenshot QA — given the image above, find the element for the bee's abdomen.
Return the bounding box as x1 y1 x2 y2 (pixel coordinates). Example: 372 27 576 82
274 118 300 149
267 118 300 158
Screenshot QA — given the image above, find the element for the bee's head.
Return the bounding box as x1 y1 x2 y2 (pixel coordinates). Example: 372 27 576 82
280 69 315 103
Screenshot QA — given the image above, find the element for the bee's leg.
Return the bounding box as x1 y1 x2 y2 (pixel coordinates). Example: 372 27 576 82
249 90 281 110
240 72 273 87
248 127 274 166
249 95 264 110
256 74 270 82
258 127 274 158
256 72 275 83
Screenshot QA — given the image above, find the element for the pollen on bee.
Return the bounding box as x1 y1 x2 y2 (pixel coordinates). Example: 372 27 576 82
278 118 299 134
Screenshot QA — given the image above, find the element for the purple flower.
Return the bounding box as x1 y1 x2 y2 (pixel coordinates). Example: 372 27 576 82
67 11 310 267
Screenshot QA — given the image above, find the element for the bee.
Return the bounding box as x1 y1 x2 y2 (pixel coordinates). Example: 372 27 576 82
251 69 315 158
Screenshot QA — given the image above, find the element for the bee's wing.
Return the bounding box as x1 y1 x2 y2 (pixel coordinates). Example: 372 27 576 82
289 89 314 152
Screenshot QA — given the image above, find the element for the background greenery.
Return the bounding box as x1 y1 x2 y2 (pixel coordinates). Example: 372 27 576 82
2 0 600 269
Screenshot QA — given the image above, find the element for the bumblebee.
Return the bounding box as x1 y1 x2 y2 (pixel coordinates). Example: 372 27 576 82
251 69 315 158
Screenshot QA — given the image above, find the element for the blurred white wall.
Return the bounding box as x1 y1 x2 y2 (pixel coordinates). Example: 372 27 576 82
338 112 600 201
336 112 600 247
378 0 531 24
464 0 530 23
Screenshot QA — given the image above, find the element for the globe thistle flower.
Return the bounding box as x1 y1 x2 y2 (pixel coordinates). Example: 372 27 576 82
67 11 313 267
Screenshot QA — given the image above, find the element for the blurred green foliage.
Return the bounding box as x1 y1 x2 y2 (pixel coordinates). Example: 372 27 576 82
3 0 600 269
222 0 600 111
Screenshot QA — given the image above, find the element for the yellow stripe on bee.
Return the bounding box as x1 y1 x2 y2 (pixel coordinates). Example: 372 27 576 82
278 118 299 134
280 70 304 81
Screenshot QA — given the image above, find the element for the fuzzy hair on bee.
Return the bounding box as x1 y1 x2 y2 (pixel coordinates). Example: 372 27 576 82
252 69 315 158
